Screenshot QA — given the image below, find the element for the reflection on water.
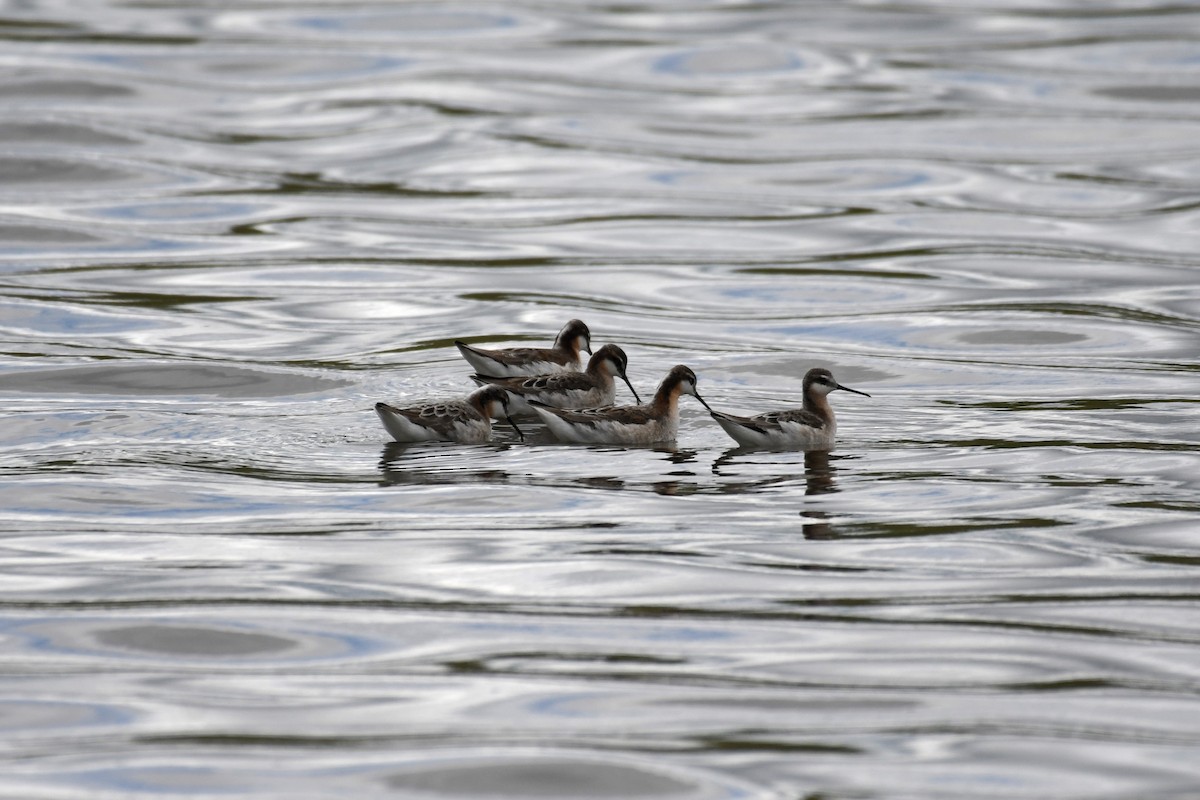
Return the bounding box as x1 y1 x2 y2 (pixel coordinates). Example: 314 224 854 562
2 0 1200 798
801 450 837 540
0 363 350 397
383 754 746 800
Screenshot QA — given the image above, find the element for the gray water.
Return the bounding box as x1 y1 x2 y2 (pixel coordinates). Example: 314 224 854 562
2 1 1199 798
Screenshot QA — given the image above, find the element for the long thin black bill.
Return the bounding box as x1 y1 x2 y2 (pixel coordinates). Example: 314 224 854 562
622 375 643 404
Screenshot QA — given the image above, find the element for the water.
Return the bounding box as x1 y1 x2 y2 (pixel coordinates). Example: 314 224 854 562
2 1 1199 797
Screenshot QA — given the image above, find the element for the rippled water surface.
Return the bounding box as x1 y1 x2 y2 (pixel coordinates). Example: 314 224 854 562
2 1 1200 798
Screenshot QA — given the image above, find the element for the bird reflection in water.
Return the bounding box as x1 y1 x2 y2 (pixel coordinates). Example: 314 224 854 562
377 442 703 495
653 445 700 496
800 449 838 539
710 447 845 538
377 441 513 488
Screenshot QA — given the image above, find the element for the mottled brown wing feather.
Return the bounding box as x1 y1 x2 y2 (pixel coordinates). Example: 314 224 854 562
481 346 557 366
535 403 651 428
759 409 825 429
521 372 593 392
474 372 590 393
411 402 476 434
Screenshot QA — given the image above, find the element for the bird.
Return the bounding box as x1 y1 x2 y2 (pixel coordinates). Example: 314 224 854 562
469 343 641 417
374 385 523 444
454 319 591 377
708 367 870 450
530 364 710 445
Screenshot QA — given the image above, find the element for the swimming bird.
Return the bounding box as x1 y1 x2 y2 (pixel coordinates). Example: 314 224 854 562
470 343 641 417
530 364 710 445
375 385 523 444
709 367 870 450
455 319 591 377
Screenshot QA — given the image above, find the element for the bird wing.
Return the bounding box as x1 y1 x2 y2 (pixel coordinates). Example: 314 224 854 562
519 372 593 393
408 401 478 434
474 372 590 393
757 408 826 429
530 400 642 427
709 410 770 434
481 345 554 366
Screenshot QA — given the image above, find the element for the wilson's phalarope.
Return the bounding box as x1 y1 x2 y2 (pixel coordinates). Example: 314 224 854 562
375 385 523 444
455 319 591 377
531 364 710 445
470 343 641 417
709 367 870 450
